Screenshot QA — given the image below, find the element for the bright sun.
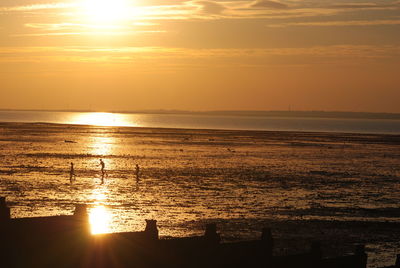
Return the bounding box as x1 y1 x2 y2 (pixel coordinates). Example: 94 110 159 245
83 0 131 24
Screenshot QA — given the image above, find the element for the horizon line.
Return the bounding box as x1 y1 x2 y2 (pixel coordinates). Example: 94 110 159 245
0 108 400 120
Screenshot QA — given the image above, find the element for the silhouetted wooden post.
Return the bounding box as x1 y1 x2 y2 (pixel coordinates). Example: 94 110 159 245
144 219 159 240
310 241 322 268
0 197 10 221
202 224 220 267
395 254 400 267
261 228 274 267
261 228 274 258
355 244 367 268
204 223 220 244
73 204 90 234
0 197 11 267
74 204 88 217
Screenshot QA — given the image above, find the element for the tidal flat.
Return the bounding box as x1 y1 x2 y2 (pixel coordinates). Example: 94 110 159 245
0 122 399 267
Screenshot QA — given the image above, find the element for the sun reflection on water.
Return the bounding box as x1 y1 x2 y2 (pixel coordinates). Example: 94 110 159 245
89 188 112 234
90 136 114 156
70 112 137 127
89 205 112 234
90 189 108 202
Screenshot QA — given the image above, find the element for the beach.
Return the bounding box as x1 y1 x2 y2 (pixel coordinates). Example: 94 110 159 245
0 122 399 267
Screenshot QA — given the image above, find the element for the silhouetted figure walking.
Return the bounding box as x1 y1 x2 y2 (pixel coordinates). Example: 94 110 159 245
69 162 76 183
99 159 106 184
135 164 140 182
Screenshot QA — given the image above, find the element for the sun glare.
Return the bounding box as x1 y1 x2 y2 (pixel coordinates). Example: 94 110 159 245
89 206 112 234
70 112 135 127
90 136 114 156
82 0 131 24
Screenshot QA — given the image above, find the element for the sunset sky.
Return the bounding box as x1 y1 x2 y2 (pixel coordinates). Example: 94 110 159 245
1 0 399 112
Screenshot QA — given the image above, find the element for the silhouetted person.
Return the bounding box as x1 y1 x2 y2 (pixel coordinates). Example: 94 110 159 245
135 164 140 182
69 162 76 183
99 159 106 184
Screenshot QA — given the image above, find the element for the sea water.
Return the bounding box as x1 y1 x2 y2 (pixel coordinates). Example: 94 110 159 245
0 110 399 134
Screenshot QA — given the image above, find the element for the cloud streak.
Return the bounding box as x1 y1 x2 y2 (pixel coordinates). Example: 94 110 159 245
251 0 288 9
194 1 226 14
0 2 75 12
268 19 400 27
1 45 399 65
327 2 400 10
1 0 399 43
1 0 399 22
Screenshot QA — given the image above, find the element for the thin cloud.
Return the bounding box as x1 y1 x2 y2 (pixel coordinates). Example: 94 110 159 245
268 19 400 27
251 0 288 9
1 45 399 61
1 0 399 28
13 31 166 37
25 23 125 31
328 2 400 10
194 1 226 14
0 3 75 12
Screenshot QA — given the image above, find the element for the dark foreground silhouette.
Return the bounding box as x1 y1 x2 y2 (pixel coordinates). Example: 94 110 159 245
0 197 398 268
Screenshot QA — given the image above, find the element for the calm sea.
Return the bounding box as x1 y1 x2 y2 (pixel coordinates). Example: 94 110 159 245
0 110 400 134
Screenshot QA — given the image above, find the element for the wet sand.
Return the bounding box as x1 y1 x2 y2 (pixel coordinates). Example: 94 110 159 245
0 122 399 267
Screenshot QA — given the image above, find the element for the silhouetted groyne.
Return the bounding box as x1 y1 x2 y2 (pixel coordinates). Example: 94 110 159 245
0 197 398 268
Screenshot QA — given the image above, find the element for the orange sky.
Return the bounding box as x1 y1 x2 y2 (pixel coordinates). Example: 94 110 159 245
1 0 399 112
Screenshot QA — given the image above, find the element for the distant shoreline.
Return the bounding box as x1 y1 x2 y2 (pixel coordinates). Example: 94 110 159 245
1 109 400 121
